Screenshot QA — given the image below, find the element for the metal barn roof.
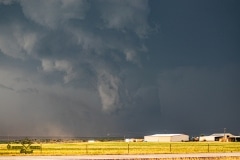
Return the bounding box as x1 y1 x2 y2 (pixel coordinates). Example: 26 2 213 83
210 133 234 137
148 134 186 137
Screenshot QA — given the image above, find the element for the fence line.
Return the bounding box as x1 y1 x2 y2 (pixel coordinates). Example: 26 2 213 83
1 142 240 155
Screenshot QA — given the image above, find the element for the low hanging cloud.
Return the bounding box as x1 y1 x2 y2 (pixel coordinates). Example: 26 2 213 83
0 83 14 91
0 22 39 58
0 0 158 136
97 70 124 113
41 59 76 83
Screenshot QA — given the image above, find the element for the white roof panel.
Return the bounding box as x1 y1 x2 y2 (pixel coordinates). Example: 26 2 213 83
148 134 185 137
210 133 234 137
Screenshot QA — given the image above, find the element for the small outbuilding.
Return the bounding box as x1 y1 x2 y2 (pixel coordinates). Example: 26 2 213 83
144 134 189 142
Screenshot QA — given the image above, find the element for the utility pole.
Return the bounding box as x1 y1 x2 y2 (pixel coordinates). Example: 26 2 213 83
224 128 226 142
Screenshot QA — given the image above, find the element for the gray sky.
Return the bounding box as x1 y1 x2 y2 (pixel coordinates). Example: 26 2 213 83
0 0 239 137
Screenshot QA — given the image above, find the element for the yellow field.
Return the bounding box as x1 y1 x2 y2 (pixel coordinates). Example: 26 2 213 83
0 142 240 156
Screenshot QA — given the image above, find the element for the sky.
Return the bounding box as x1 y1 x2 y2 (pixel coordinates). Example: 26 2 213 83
0 0 239 137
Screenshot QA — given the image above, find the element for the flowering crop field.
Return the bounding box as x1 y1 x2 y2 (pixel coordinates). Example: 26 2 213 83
0 142 240 155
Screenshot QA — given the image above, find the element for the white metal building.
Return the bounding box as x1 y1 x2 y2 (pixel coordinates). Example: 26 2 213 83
144 134 189 142
199 133 235 142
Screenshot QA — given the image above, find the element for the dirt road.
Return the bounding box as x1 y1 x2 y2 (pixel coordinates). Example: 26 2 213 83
0 153 240 159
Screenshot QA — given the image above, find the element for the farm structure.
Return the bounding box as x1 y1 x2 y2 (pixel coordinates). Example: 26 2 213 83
144 134 189 142
199 133 240 142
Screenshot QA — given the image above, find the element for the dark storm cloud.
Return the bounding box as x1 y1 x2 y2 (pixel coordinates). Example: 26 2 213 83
158 65 240 135
0 0 239 137
0 0 159 136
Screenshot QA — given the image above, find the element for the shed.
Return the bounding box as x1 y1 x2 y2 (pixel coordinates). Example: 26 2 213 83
144 134 189 142
199 133 236 142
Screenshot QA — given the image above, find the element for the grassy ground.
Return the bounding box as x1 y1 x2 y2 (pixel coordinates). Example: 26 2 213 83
0 142 240 155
